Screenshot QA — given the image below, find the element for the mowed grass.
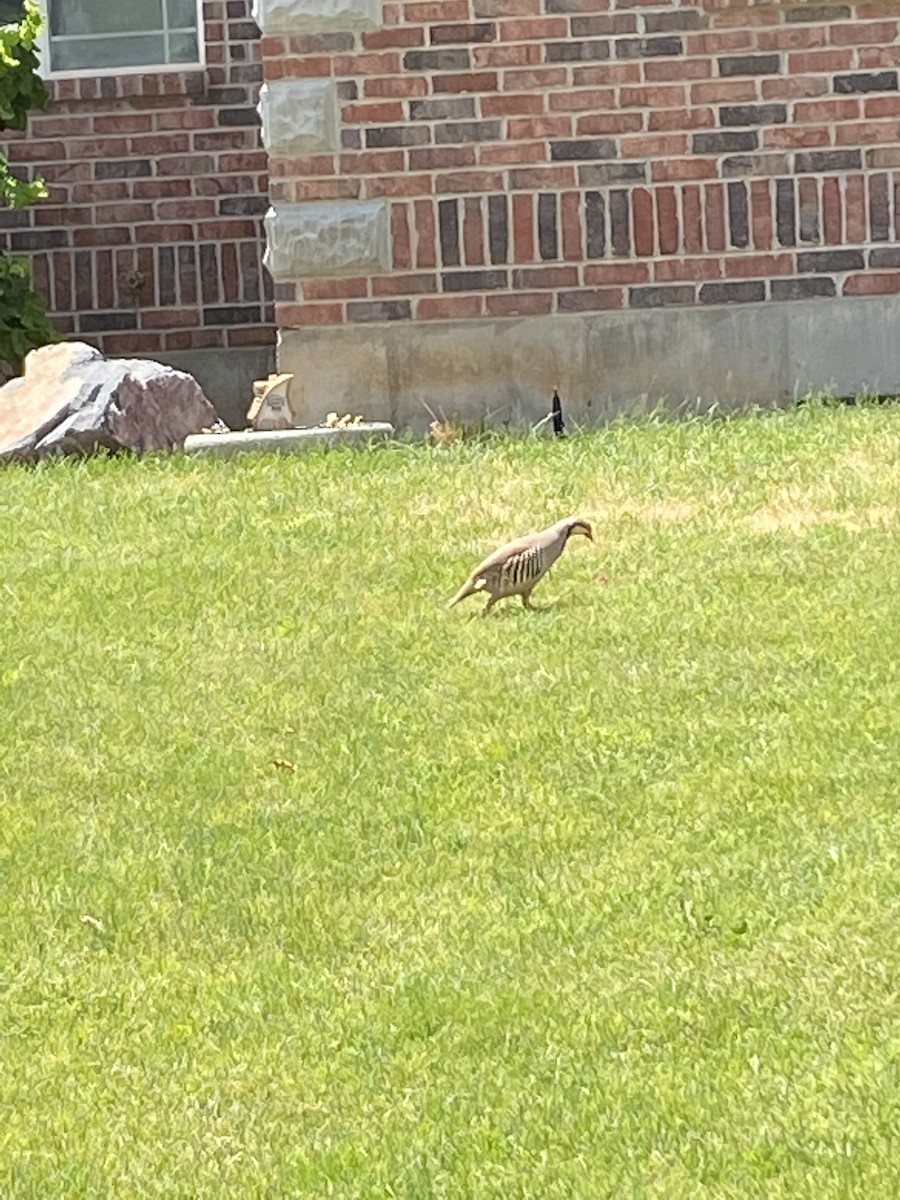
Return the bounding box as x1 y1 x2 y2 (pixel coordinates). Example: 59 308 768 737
1 405 899 1197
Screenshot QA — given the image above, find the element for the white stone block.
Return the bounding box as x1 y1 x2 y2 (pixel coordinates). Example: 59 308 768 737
253 0 381 34
258 81 339 156
264 201 390 280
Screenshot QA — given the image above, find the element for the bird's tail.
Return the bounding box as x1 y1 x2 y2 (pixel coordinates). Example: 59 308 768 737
447 578 484 608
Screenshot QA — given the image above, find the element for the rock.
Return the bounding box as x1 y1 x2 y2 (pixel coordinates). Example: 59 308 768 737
0 341 218 464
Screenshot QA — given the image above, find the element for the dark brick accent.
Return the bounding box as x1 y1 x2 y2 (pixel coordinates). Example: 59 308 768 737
771 278 837 300
692 131 758 154
217 108 261 126
438 198 460 267
79 311 138 332
342 129 362 150
718 54 781 77
538 193 558 261
404 48 471 71
776 179 796 247
347 300 412 322
616 37 683 59
219 195 268 215
630 285 695 307
550 139 617 161
430 23 494 44
488 194 508 264
799 194 819 244
834 71 898 94
786 5 849 20
797 250 865 272
700 281 766 304
435 120 501 144
442 269 508 291
409 97 475 120
95 160 152 179
547 41 610 62
207 86 248 105
586 191 606 258
9 229 68 250
610 189 630 256
870 247 900 269
645 9 707 32
159 246 176 305
578 162 647 186
366 126 430 147
721 155 775 177
869 174 890 241
795 150 861 173
727 182 749 249
199 244 219 304
203 305 261 324
720 104 787 126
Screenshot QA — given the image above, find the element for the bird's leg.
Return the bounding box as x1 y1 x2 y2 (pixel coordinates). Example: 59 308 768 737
481 595 497 618
521 589 534 610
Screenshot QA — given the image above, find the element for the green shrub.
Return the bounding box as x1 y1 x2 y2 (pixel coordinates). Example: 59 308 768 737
0 0 58 376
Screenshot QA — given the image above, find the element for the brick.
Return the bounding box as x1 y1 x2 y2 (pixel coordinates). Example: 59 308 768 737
795 150 861 172
366 126 430 147
585 190 606 258
718 54 781 76
610 189 631 255
508 117 572 139
822 177 842 245
302 277 369 301
488 194 509 263
486 292 553 316
538 193 558 260
797 250 864 272
834 71 898 93
409 146 476 170
654 257 722 282
546 40 610 62
720 104 787 126
549 139 617 160
843 272 900 295
644 58 713 82
417 295 483 319
692 131 758 153
441 268 508 290
498 16 566 40
700 280 765 304
649 107 714 131
438 197 461 267
431 22 495 44
278 303 343 327
868 173 891 241
797 177 819 244
771 277 836 300
347 299 412 321
557 288 623 311
435 169 505 192
474 42 542 66
578 112 645 134
578 162 648 186
463 196 486 265
632 188 654 256
404 48 471 70
513 193 535 262
414 199 437 268
775 178 796 247
652 159 719 182
549 88 617 112
561 191 583 260
432 71 498 93
482 93 544 115
571 15 638 36
408 97 475 120
584 262 650 285
727 180 749 249
683 184 703 253
869 247 900 269
363 26 425 49
630 285 695 307
645 10 707 33
705 183 726 252
724 253 792 278
512 266 578 288
616 37 684 59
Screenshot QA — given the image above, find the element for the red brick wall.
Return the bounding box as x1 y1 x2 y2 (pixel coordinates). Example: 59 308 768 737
2 0 274 359
263 0 900 328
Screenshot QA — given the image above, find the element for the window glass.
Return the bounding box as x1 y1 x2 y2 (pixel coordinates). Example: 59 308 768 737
49 0 163 37
0 0 24 22
51 32 167 71
45 0 201 72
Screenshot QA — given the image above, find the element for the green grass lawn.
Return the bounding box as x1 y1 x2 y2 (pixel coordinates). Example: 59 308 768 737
1 405 898 1197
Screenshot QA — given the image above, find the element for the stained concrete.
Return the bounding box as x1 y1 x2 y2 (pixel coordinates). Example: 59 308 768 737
277 295 900 432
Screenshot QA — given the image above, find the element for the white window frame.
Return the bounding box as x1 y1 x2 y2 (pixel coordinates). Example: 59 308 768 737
34 0 205 79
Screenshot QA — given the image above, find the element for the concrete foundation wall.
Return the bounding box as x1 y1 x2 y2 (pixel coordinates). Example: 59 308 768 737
279 293 900 431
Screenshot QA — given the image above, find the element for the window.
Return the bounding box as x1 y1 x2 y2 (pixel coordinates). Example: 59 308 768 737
0 1 24 23
40 0 203 75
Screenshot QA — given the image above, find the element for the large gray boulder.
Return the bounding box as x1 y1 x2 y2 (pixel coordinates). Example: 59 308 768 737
0 341 219 464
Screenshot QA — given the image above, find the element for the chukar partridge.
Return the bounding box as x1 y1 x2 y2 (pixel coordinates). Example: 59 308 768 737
448 516 593 617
